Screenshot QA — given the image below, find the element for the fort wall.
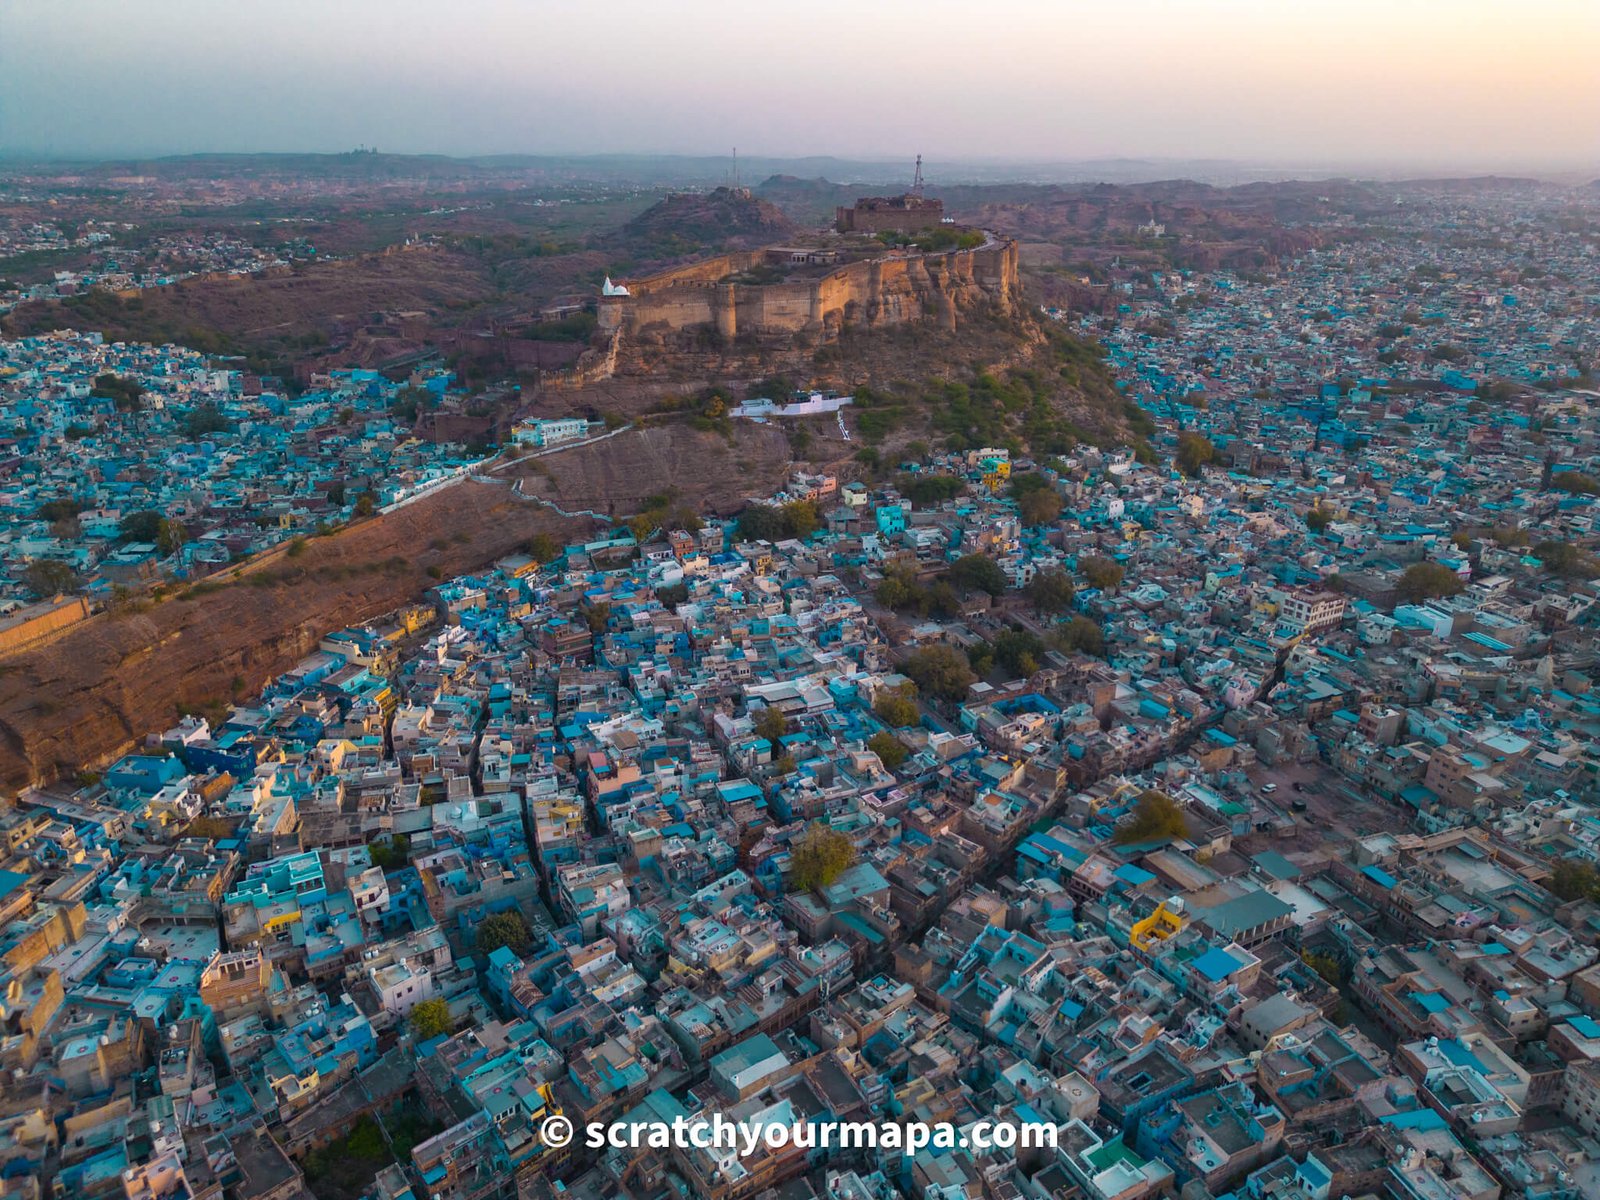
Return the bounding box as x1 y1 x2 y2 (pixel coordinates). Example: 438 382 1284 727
0 596 93 660
596 240 1018 346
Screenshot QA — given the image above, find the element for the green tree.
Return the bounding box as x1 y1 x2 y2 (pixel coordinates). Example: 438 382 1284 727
900 474 965 506
118 510 165 544
35 498 83 523
582 601 611 634
1176 432 1217 478
91 373 144 412
1114 790 1188 845
1395 561 1464 604
876 567 919 610
1050 615 1106 658
1019 488 1062 526
1549 859 1600 903
370 834 410 871
22 559 79 598
789 822 856 891
753 706 789 744
1301 950 1344 986
902 644 977 700
160 519 187 556
876 684 928 732
1080 555 1124 592
948 553 1008 596
344 1117 388 1161
737 501 821 541
526 532 559 563
183 403 233 438
118 510 186 555
873 686 920 728
1305 507 1332 532
990 627 1045 676
1025 568 1074 613
867 731 909 771
409 998 454 1040
476 910 533 956
183 816 237 841
326 481 347 506
1552 471 1600 495
781 499 822 539
354 491 377 517
1533 540 1600 579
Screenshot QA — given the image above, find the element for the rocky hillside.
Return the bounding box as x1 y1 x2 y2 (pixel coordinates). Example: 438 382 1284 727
0 482 593 788
610 186 800 257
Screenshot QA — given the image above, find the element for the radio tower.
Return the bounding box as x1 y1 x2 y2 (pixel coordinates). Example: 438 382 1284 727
911 154 924 197
731 147 739 189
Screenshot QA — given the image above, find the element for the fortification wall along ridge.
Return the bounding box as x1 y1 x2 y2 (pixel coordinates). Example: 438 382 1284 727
596 239 1020 345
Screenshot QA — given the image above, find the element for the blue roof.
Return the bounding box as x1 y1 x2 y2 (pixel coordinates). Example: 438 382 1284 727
1409 990 1450 1014
1193 946 1245 982
1380 1108 1447 1132
1399 785 1438 808
1569 1015 1600 1040
1361 865 1398 889
1439 1039 1486 1072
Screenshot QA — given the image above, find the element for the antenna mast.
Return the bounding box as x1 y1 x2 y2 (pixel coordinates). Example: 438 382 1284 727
731 147 739 189
911 154 924 197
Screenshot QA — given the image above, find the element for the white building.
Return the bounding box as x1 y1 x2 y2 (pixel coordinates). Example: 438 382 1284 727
1278 588 1348 635
512 417 589 448
369 957 437 1016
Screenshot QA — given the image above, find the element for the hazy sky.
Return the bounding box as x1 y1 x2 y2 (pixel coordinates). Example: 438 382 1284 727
3 0 1597 170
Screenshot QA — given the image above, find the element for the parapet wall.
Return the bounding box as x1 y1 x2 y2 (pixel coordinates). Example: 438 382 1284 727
596 239 1019 345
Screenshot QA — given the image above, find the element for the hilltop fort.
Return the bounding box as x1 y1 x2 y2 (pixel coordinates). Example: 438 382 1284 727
592 230 1019 365
834 192 945 233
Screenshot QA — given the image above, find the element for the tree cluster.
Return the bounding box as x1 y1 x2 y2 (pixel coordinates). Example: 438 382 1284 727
91 373 145 412
1025 568 1074 613
752 705 789 745
901 644 977 700
789 822 856 892
736 500 821 542
119 510 187 555
875 564 960 619
1552 471 1600 496
898 473 966 506
182 403 234 438
948 553 1008 596
1113 790 1189 845
1534 540 1600 579
475 910 534 956
1079 555 1124 592
867 731 909 771
1175 432 1217 478
873 685 920 728
409 998 453 1040
23 559 79 598
1395 561 1464 604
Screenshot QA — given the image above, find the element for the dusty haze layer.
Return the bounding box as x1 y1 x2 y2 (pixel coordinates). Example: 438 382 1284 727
2 0 1596 172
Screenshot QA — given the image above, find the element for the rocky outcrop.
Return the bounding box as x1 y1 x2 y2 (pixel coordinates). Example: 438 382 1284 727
589 239 1020 378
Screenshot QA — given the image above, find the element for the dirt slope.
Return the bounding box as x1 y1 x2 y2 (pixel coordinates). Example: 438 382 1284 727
508 422 795 517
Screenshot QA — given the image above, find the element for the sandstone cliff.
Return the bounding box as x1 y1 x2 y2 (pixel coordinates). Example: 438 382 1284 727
585 239 1021 384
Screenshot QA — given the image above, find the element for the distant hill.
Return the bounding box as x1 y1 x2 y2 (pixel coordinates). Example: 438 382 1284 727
753 174 858 224
609 186 800 256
